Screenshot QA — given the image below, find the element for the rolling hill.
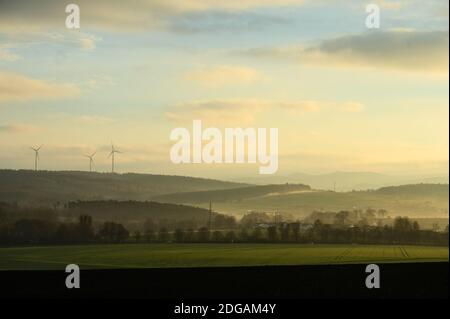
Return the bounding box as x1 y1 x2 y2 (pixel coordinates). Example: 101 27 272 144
66 200 213 222
1 170 448 220
235 171 449 191
151 183 311 204
0 170 246 204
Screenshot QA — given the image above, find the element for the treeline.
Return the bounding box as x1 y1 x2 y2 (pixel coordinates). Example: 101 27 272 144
286 218 449 246
303 209 388 225
142 217 448 246
0 214 447 246
0 215 129 245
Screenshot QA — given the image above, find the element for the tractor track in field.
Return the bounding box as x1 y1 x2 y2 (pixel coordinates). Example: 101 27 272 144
334 247 354 262
399 246 410 258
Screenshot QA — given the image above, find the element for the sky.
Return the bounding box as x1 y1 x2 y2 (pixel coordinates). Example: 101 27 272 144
0 0 448 179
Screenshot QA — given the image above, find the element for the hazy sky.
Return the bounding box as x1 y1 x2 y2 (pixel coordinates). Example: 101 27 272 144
0 0 448 179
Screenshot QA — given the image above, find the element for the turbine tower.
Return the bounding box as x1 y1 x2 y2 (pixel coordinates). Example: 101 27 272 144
108 143 122 173
84 151 96 172
30 145 43 171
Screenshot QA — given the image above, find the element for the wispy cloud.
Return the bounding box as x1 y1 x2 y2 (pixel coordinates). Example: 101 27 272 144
241 30 449 74
0 0 446 35
0 32 101 61
166 98 364 125
0 44 20 61
279 101 364 114
184 65 263 87
0 71 80 103
0 0 306 32
47 113 116 125
33 32 101 51
166 99 268 125
77 115 115 125
77 75 116 91
372 0 407 10
0 123 41 134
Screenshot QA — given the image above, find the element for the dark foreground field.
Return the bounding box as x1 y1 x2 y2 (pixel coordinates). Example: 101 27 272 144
1 244 447 299
0 244 447 269
0 262 447 299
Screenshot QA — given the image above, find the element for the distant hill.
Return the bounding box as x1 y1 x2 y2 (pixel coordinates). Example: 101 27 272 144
375 184 449 197
178 184 449 219
1 170 448 220
235 171 449 191
0 170 246 204
151 184 311 204
1 199 234 229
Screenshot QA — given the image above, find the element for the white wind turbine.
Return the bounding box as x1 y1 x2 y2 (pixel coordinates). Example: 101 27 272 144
108 143 122 173
84 151 96 172
30 145 43 171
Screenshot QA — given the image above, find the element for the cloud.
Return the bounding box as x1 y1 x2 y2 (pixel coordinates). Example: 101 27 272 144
184 65 262 87
82 75 115 90
38 32 101 50
0 71 80 103
78 38 94 50
77 115 115 125
276 101 322 113
337 102 365 113
313 0 411 10
1 0 446 35
241 30 449 74
372 0 406 10
0 123 41 134
279 101 364 114
166 98 364 125
166 99 268 125
0 0 306 32
0 32 99 66
0 45 19 61
47 113 115 125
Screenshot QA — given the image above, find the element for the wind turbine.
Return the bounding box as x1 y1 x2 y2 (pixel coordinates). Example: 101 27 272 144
84 151 96 172
108 143 122 173
30 145 43 171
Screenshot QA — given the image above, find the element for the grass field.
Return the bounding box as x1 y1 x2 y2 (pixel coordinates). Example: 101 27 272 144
0 244 447 270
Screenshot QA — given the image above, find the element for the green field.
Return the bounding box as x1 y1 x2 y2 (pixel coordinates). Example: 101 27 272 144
0 244 448 270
